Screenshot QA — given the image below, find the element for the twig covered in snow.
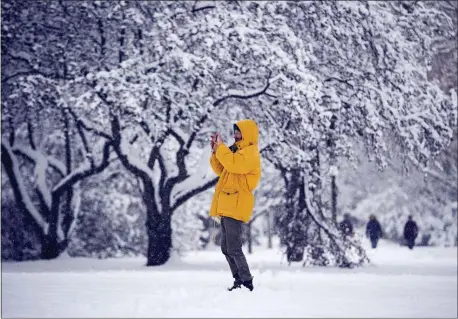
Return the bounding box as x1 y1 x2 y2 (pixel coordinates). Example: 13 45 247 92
52 142 112 195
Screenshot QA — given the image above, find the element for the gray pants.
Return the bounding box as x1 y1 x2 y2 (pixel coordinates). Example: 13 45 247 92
220 216 252 282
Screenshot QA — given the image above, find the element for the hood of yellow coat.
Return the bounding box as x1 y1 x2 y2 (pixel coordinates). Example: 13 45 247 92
235 119 259 150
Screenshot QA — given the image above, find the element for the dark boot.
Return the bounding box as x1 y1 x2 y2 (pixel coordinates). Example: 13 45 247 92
242 277 254 291
227 275 243 291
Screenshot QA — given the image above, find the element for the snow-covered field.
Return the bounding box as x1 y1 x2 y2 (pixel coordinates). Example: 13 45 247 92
2 239 457 318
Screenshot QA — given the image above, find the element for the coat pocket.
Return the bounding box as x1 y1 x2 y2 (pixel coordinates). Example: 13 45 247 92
236 191 255 221
218 191 239 213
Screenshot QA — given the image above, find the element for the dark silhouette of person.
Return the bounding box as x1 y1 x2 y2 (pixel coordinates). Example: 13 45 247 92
366 215 382 249
403 215 419 250
339 213 354 237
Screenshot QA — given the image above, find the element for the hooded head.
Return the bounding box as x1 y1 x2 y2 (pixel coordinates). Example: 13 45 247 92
233 124 242 142
234 119 259 150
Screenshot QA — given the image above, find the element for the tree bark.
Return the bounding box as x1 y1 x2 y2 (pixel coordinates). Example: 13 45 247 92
331 175 337 223
267 210 272 249
146 212 172 266
41 235 60 259
141 181 173 266
328 114 338 223
62 108 74 238
280 169 306 262
1 144 45 240
145 208 172 265
41 192 59 259
247 222 252 254
118 13 126 64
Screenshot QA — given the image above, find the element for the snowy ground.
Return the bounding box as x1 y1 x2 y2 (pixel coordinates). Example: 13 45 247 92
2 238 457 318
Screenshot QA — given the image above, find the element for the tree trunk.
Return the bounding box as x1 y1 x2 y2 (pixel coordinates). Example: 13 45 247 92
247 222 252 254
267 210 272 249
309 147 324 219
279 168 307 262
42 193 61 259
143 182 172 266
62 109 74 238
146 211 172 266
137 28 144 55
118 13 126 64
331 175 337 223
329 114 338 223
1 144 44 241
41 235 60 259
287 245 305 262
61 189 74 237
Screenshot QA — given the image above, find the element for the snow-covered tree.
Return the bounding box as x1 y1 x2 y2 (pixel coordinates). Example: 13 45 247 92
60 1 308 266
425 1 457 93
244 1 457 266
1 76 113 259
1 0 115 259
2 0 456 268
1 166 42 260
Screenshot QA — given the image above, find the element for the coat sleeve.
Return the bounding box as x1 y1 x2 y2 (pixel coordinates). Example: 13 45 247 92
215 144 258 174
210 153 224 176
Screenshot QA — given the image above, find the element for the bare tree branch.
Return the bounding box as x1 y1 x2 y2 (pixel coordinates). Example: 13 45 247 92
192 5 216 14
248 210 268 225
157 151 167 191
1 142 47 238
2 70 54 85
146 146 167 192
324 77 354 90
185 76 271 150
213 77 271 107
164 147 189 195
27 120 37 150
52 141 112 195
67 107 112 140
171 177 218 212
168 128 185 146
12 147 66 177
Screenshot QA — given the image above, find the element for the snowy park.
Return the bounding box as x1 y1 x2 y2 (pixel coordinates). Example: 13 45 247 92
2 238 457 318
1 1 457 318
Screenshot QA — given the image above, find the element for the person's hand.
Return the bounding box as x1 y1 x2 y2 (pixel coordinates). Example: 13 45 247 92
210 133 217 152
216 133 224 144
212 133 223 152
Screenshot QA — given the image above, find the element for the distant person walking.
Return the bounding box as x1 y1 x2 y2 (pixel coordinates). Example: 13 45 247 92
339 213 354 237
403 215 419 250
366 215 382 249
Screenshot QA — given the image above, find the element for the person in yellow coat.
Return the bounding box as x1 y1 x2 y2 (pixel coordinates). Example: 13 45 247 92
209 119 261 291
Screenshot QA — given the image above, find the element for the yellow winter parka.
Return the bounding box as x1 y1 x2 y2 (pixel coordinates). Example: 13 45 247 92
209 119 262 223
